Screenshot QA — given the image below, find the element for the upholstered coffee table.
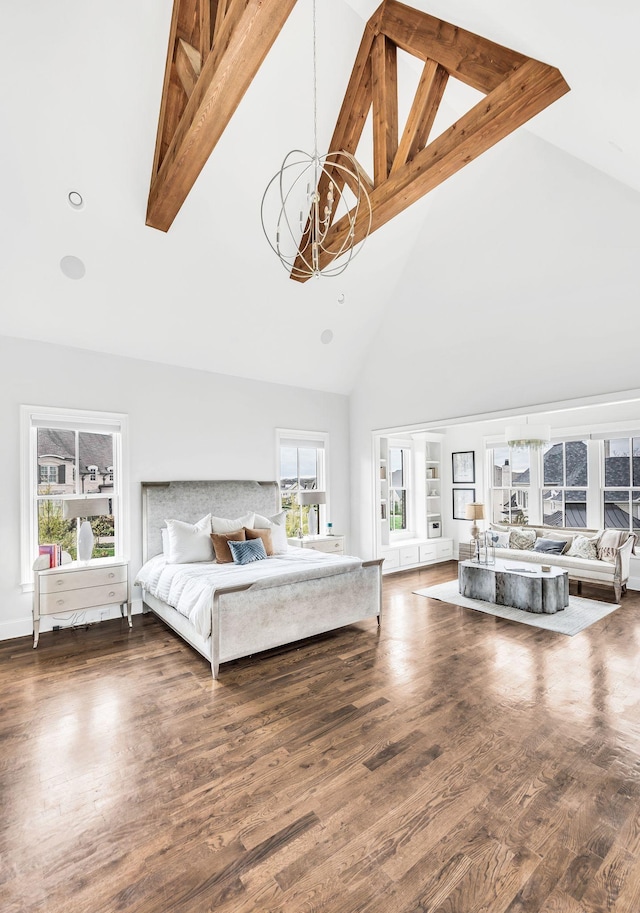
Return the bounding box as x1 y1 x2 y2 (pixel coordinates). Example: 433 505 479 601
458 559 569 614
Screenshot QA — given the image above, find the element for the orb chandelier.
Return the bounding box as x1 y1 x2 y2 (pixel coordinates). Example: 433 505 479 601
261 0 372 279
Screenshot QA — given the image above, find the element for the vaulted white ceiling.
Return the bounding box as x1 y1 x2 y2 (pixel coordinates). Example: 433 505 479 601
2 1 639 395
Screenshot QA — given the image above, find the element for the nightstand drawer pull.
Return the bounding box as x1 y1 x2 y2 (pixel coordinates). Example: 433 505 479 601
109 591 115 597
108 572 115 578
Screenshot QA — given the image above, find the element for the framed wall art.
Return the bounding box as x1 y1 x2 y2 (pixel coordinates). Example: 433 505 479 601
452 450 475 484
452 487 476 520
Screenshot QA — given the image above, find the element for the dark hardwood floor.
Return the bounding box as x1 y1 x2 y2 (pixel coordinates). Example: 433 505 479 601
3 561 640 912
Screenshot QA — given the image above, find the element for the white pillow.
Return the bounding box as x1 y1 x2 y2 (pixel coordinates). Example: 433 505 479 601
254 510 288 554
211 512 255 534
487 530 509 548
164 514 213 564
161 528 169 556
567 534 598 561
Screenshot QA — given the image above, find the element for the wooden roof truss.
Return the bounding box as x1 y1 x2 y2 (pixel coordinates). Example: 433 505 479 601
291 0 570 281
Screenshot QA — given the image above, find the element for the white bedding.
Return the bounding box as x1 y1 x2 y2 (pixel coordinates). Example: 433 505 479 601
135 547 362 639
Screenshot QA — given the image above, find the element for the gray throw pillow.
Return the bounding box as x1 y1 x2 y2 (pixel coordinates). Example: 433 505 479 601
533 537 567 554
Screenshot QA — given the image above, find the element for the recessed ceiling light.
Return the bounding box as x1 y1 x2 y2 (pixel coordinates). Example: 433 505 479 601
320 329 333 345
337 293 345 306
60 255 86 280
68 191 84 209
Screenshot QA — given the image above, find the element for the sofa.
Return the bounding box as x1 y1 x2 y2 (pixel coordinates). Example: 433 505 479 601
483 524 636 602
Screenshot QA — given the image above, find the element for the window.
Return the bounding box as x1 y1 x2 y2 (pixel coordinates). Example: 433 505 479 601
389 446 410 532
21 406 127 585
278 431 327 537
603 437 640 531
490 446 530 524
542 440 588 527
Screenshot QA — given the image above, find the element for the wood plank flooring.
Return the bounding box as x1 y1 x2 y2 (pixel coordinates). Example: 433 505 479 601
3 562 640 912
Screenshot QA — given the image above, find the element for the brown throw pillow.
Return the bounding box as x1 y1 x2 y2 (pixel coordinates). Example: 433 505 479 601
245 526 274 556
211 529 246 563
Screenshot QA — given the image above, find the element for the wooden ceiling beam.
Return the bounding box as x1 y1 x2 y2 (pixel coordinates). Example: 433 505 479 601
147 0 298 232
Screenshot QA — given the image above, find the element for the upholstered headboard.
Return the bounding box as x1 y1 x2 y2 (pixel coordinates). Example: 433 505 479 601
141 480 281 563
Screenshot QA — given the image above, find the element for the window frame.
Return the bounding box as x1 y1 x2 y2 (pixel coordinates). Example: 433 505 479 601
388 443 411 536
602 436 640 533
276 428 329 538
541 439 589 528
20 405 129 590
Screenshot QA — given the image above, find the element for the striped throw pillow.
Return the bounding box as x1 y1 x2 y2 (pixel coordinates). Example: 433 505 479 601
228 538 267 565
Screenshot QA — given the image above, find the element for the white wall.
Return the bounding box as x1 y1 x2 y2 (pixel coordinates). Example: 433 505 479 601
1 335 350 640
349 130 640 561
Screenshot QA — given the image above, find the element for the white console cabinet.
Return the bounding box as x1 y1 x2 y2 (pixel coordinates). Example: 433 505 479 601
380 537 453 575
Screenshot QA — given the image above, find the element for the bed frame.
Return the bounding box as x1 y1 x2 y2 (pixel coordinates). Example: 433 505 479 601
140 481 383 678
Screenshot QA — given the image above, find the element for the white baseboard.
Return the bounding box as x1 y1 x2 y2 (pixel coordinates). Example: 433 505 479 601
0 599 144 643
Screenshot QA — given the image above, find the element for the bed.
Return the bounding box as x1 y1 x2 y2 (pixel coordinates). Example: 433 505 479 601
136 480 382 678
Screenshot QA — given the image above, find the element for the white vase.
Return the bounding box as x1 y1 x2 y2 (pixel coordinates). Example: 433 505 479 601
77 520 94 561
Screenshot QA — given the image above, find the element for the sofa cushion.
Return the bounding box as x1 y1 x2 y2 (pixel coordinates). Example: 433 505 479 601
533 537 567 554
494 546 616 578
509 528 537 550
566 534 598 561
542 530 575 553
487 530 510 548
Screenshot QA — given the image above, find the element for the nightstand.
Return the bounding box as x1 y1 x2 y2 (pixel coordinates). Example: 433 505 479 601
287 535 345 555
33 557 130 647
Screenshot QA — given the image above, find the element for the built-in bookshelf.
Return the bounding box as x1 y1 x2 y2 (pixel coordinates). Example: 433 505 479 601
425 440 442 538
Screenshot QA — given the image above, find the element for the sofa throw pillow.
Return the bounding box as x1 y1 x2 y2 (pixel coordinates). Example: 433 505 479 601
596 529 624 563
229 538 267 565
509 528 536 550
211 512 255 534
533 537 567 554
567 535 598 561
488 530 510 548
542 530 575 553
211 529 246 563
164 514 214 563
245 527 274 556
254 510 288 554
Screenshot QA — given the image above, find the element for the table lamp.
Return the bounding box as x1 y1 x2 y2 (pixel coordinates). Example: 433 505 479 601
63 497 111 561
465 502 484 541
298 490 326 536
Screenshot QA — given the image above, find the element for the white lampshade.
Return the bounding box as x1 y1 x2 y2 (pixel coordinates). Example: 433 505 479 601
63 497 111 519
505 423 551 450
298 490 326 506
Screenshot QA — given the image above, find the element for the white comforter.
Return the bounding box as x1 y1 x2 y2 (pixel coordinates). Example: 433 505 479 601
135 547 362 639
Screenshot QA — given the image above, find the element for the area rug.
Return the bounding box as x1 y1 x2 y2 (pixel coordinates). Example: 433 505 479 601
413 579 620 635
